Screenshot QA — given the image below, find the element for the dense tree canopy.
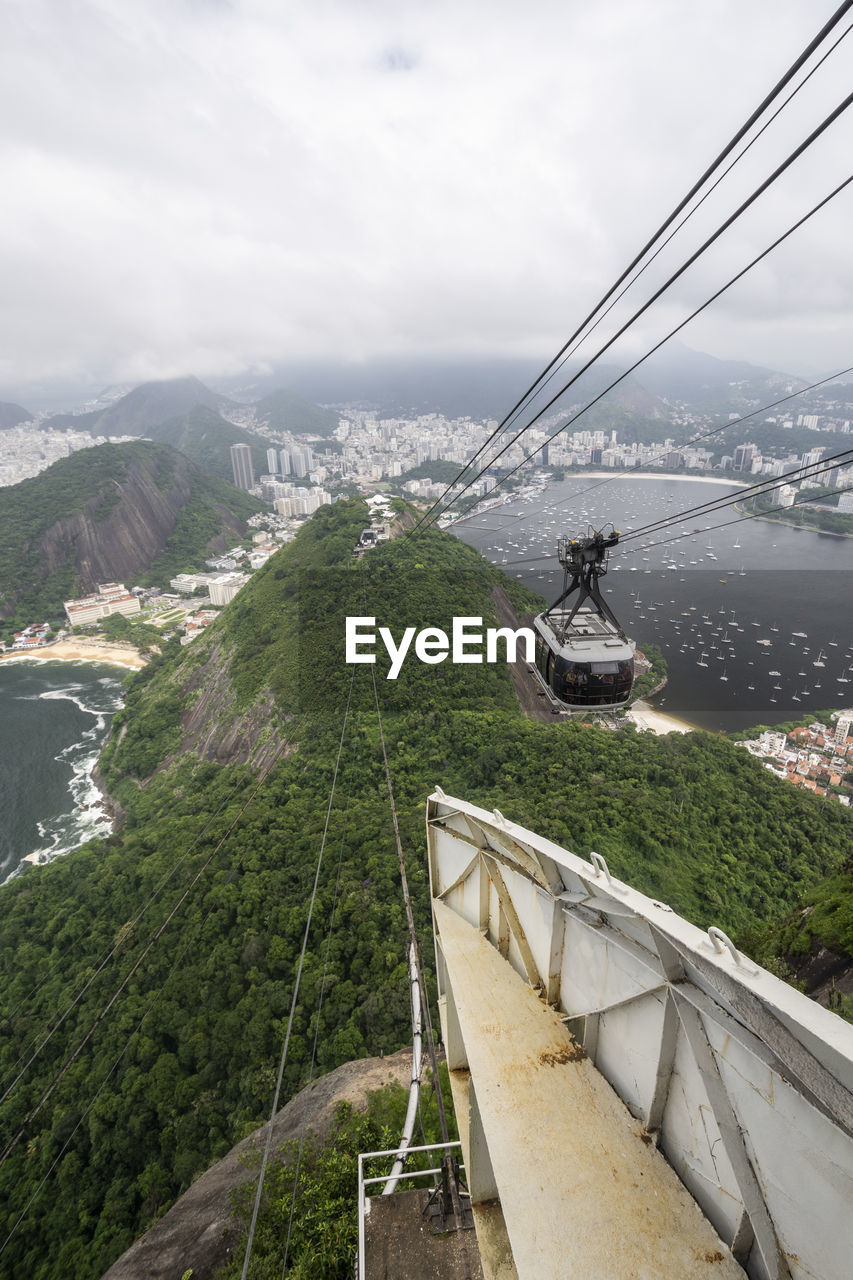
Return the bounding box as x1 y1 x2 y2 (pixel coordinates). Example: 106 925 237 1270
1 497 851 1277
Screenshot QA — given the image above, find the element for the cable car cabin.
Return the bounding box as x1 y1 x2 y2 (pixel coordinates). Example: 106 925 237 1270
533 607 635 710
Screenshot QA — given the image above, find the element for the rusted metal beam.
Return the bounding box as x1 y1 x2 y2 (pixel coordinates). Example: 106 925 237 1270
482 853 542 990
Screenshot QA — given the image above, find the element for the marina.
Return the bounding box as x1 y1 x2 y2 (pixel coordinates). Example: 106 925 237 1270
453 474 853 731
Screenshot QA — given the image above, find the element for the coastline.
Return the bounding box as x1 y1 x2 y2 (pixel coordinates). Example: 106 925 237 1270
453 471 748 523
0 639 148 671
732 501 853 540
0 653 131 881
555 471 750 488
625 698 695 735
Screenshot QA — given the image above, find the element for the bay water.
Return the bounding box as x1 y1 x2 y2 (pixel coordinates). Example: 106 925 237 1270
454 474 853 732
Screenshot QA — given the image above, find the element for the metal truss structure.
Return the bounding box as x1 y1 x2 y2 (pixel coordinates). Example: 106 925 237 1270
427 791 853 1280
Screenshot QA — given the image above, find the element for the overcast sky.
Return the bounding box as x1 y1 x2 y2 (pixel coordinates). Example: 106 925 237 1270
2 0 852 401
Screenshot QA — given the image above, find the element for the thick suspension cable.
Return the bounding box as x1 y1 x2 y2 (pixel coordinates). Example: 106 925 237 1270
486 452 853 573
431 171 853 526
367 661 450 1150
453 364 853 546
486 18 853 449
281 770 355 1275
610 479 853 564
240 671 356 1280
367 661 471 1280
411 0 853 535
618 448 853 544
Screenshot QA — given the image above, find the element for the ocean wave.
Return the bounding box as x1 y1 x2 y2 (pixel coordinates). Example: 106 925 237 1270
2 670 124 882
38 683 124 719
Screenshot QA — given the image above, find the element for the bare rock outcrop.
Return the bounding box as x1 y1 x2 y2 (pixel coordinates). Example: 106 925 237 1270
171 639 290 772
101 1049 413 1280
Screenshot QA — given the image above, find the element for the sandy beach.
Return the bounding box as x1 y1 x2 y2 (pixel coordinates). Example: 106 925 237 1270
557 471 750 488
0 639 148 670
626 698 694 735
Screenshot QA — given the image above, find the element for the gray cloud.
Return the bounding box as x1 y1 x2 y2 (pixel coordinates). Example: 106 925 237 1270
1 0 851 397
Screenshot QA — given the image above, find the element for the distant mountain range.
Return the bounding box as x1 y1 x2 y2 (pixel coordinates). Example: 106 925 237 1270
144 405 273 484
253 386 339 437
39 375 224 436
0 401 34 431
205 343 803 419
1 344 827 457
26 376 340 480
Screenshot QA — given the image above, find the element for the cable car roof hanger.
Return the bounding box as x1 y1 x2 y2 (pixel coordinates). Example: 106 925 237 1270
545 525 626 642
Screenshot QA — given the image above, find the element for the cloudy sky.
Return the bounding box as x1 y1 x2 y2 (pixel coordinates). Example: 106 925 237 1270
2 0 852 400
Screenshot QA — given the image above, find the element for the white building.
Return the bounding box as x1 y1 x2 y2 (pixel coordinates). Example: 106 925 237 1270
64 583 141 627
207 573 249 606
273 489 331 518
230 443 254 491
170 572 216 594
774 484 797 508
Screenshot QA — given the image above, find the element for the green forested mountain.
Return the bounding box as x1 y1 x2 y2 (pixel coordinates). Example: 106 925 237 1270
254 386 340 437
0 401 33 430
44 376 235 437
1 499 851 1277
0 440 261 634
146 404 273 483
744 851 853 1016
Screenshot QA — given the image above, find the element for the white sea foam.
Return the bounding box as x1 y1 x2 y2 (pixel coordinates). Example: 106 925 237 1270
3 670 124 882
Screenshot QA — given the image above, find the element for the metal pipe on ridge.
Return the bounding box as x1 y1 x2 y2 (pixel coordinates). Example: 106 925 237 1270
382 942 423 1195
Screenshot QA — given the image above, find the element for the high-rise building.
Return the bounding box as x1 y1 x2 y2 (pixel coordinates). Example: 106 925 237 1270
208 573 249 605
733 443 756 471
291 446 313 478
230 443 254 491
773 484 797 508
279 448 292 476
266 448 279 475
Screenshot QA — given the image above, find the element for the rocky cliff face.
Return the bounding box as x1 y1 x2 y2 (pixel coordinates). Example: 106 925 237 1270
37 457 198 589
4 444 252 616
170 637 291 772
